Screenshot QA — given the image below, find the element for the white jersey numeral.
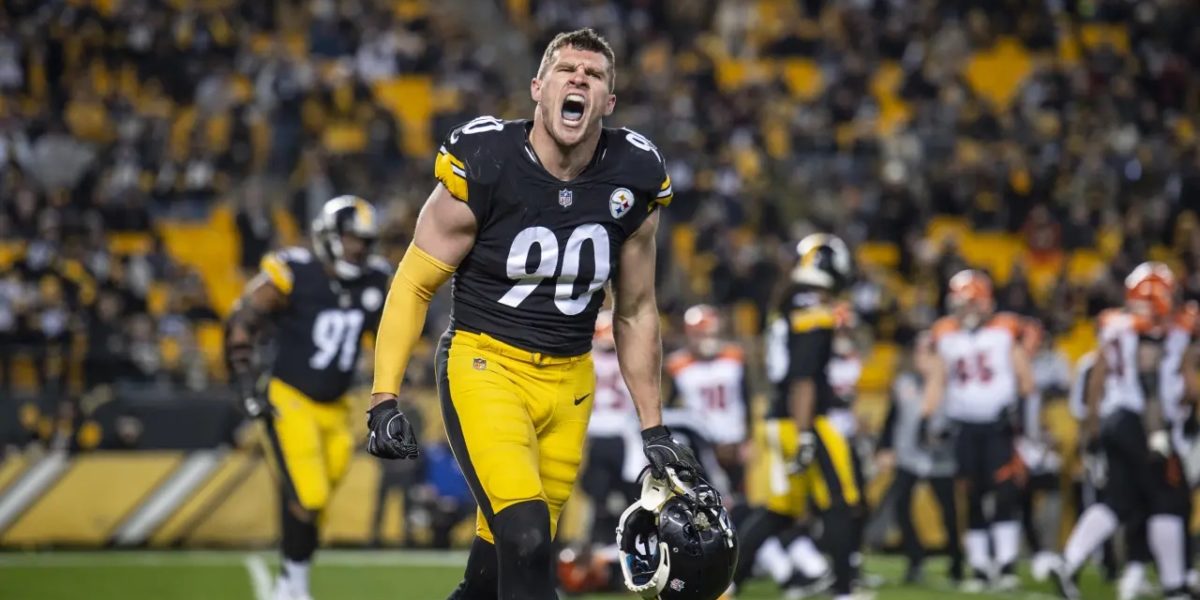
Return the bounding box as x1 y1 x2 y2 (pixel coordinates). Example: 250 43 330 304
309 309 365 371
499 224 611 315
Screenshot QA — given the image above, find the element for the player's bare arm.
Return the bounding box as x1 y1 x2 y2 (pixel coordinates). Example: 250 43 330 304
1083 347 1108 440
1012 344 1035 399
613 209 663 430
920 352 947 418
790 378 817 432
224 273 288 418
365 183 475 460
615 209 701 478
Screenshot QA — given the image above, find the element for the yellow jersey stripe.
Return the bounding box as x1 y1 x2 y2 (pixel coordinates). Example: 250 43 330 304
259 254 294 296
435 148 469 201
791 308 835 332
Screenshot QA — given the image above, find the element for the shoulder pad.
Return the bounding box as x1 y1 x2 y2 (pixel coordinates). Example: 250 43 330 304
611 127 672 209
435 116 516 201
666 349 695 376
717 344 745 363
930 316 960 343
987 312 1023 338
259 247 312 295
790 306 835 333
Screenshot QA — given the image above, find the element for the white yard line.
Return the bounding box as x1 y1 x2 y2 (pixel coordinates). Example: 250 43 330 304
243 554 272 600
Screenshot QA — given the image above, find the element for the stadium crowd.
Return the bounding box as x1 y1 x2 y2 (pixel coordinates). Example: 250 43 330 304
1 0 1200 562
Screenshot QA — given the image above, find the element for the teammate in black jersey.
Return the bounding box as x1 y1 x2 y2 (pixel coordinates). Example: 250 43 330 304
225 195 398 600
367 28 704 600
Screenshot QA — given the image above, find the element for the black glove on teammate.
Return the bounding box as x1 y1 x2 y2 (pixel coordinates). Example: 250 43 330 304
642 425 703 479
367 400 420 460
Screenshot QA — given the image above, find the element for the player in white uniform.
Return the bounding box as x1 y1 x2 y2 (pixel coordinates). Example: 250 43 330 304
667 304 751 496
921 269 1035 592
1053 262 1197 600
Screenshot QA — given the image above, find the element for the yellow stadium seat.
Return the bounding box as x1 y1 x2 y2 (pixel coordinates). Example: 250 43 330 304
957 232 1022 283
1067 249 1105 284
1056 320 1097 364
107 232 153 256
0 241 23 269
964 37 1033 109
146 283 170 316
779 59 823 101
925 216 969 244
195 322 225 375
372 77 433 157
1080 23 1130 54
322 122 367 154
856 241 900 270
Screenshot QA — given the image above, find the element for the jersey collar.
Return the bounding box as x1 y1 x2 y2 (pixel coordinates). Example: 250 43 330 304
522 121 608 178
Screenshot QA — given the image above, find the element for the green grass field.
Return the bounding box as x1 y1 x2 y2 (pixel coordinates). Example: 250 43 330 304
0 550 1116 599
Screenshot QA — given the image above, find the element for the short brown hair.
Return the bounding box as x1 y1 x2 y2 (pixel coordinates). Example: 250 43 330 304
537 28 616 91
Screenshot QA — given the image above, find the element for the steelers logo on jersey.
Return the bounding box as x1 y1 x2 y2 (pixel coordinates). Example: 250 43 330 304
610 187 634 219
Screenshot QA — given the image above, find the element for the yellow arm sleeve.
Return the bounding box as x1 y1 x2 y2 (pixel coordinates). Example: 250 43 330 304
371 245 456 395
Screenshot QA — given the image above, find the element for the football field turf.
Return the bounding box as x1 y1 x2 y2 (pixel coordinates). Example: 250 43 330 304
0 550 1114 599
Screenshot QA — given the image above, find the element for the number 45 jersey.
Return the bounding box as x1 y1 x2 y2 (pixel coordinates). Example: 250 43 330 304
260 247 392 403
435 117 672 356
930 312 1023 423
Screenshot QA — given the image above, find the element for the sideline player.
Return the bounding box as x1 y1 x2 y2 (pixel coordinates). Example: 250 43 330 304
920 269 1035 591
1053 262 1196 600
365 28 701 600
732 233 863 600
667 304 751 496
224 196 393 600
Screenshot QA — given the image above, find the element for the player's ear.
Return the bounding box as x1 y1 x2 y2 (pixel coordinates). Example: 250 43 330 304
531 77 543 104
603 92 616 117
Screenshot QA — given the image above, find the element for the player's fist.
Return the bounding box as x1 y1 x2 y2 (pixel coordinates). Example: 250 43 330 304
367 399 420 460
642 425 702 479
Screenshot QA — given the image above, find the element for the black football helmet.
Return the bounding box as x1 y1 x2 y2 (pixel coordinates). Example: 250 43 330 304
311 195 379 281
616 468 738 600
791 233 853 292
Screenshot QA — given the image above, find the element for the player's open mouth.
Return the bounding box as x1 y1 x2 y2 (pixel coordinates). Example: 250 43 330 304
561 93 586 125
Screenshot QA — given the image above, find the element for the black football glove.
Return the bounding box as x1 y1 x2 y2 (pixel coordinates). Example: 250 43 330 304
234 376 272 420
642 425 702 479
794 431 817 472
367 400 420 460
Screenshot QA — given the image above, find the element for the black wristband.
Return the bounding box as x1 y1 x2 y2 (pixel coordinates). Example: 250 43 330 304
369 399 398 419
641 425 670 442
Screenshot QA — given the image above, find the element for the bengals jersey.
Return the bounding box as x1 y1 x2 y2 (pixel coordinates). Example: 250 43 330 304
765 284 837 419
930 312 1023 423
260 247 392 402
1095 308 1194 419
434 116 672 356
667 344 750 445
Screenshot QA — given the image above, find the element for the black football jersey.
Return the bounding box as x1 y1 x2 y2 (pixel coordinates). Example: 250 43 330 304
765 284 838 419
433 116 673 356
260 247 392 402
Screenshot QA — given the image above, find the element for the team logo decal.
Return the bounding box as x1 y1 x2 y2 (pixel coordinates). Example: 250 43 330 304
610 187 634 219
669 578 685 592
558 188 574 208
362 287 383 311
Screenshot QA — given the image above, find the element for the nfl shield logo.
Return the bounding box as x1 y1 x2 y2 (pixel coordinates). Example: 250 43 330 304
558 189 573 208
473 358 487 370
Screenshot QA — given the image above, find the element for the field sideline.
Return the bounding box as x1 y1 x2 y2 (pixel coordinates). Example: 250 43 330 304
0 549 1120 600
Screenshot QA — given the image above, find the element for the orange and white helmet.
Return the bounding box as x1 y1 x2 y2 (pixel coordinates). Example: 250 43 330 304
1125 261 1176 320
684 304 721 357
947 269 995 315
594 309 616 350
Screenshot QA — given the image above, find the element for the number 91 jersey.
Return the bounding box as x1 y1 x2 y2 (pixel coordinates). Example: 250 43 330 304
435 117 673 356
260 247 392 403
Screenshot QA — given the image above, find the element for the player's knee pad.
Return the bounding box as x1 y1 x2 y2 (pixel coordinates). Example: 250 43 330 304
492 500 552 566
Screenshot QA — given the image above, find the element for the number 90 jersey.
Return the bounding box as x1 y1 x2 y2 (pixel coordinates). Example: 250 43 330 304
260 247 392 403
434 117 673 356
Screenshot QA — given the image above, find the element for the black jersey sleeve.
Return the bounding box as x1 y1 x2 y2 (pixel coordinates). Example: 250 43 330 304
434 116 511 223
615 127 673 214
